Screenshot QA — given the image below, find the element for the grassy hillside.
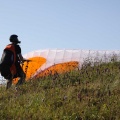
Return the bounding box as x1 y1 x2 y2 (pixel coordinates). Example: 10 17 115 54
0 61 120 120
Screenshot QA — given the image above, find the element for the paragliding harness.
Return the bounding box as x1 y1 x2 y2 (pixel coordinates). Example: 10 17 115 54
0 44 17 79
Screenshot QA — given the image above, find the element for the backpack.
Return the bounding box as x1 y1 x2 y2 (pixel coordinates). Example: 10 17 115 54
0 44 17 79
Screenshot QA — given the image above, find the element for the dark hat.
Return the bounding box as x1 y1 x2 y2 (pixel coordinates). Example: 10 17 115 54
9 34 21 43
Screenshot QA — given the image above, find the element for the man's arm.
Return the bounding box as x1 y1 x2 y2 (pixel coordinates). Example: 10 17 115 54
18 53 26 63
18 53 31 63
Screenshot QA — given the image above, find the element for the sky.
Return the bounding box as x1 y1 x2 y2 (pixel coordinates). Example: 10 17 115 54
0 0 120 57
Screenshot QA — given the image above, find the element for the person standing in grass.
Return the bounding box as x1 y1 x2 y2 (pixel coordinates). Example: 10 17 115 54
0 34 26 89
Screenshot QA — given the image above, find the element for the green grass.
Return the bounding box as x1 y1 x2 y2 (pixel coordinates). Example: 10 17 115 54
0 61 120 120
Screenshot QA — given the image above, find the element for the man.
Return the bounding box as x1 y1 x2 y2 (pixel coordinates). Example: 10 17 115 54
0 34 26 89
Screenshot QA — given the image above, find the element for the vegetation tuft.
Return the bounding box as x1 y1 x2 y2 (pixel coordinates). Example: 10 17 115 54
0 60 120 120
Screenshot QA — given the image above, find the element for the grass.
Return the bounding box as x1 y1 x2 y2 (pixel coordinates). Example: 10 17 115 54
0 61 120 120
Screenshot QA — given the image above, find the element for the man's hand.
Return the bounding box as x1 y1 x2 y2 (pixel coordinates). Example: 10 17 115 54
23 59 32 62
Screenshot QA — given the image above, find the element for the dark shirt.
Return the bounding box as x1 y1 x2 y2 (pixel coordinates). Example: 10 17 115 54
14 44 21 64
14 44 21 54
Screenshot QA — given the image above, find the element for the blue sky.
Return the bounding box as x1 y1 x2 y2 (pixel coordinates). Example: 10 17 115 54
0 0 120 57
